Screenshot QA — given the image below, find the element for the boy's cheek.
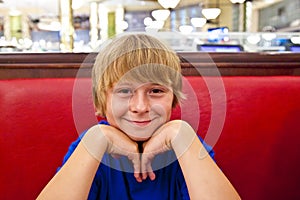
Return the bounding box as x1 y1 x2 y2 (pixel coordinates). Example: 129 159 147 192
150 103 172 118
110 97 130 112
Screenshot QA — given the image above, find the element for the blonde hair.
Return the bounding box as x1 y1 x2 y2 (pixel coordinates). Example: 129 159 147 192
92 33 184 117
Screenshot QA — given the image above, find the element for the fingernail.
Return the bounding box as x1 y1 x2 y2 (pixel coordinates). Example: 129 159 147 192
150 173 156 181
142 174 147 180
138 177 142 182
136 178 141 182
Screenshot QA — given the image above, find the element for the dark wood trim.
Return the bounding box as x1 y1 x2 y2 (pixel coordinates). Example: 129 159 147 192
0 52 300 79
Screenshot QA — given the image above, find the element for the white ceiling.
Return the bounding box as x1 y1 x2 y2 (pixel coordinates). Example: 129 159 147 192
0 0 160 16
0 0 284 16
1 0 59 14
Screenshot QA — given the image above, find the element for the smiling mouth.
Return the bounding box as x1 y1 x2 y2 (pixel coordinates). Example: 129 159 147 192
124 118 153 127
131 120 152 127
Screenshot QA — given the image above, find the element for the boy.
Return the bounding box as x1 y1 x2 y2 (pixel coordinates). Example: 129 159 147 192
38 33 240 199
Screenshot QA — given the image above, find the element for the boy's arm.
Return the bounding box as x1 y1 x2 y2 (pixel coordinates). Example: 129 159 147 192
171 120 241 200
37 126 107 199
37 125 140 199
142 120 241 199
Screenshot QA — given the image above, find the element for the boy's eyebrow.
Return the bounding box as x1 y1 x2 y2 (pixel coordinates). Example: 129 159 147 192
115 82 167 88
151 83 162 86
113 83 133 89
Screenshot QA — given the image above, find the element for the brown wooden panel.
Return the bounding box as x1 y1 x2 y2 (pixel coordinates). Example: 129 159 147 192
0 52 300 79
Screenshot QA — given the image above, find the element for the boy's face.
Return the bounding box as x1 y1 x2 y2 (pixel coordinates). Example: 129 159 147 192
105 81 174 141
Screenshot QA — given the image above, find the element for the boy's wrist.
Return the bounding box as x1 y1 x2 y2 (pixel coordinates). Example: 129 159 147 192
168 120 196 157
81 125 109 162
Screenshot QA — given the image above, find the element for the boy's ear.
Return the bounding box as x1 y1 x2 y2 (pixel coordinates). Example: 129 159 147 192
94 106 104 117
95 110 101 116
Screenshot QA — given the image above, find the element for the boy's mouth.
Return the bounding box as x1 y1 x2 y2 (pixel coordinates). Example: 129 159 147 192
128 119 152 127
120 117 163 141
122 117 158 127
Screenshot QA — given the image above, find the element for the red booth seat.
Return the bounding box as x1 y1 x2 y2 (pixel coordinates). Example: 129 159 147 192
0 76 300 200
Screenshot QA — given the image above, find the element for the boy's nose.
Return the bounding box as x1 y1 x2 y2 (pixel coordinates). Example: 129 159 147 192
129 92 150 113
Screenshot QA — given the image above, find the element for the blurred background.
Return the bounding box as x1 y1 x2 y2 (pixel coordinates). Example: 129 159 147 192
0 0 299 52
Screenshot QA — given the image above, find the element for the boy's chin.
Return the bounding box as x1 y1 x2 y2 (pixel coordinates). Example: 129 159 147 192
121 126 158 142
128 135 151 142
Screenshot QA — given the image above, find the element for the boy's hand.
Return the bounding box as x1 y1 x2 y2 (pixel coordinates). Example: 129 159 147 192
84 121 195 183
93 125 143 182
141 120 194 181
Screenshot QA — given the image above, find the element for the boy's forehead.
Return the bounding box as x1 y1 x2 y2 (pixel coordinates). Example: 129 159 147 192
114 69 170 83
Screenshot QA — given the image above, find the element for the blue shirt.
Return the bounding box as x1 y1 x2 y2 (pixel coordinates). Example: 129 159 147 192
60 121 215 200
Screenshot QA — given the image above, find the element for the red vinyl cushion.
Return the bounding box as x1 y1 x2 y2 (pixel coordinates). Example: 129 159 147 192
0 76 300 199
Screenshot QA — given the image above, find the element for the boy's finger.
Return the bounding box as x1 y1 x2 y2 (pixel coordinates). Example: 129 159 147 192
140 154 149 180
141 153 156 180
146 164 155 181
148 171 156 181
141 160 148 180
131 153 142 182
134 172 142 183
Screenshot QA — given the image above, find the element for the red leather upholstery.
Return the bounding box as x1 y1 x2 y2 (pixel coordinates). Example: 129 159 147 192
1 77 300 199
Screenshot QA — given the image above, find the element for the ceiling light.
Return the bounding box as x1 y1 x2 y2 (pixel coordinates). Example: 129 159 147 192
230 0 246 3
151 9 170 21
120 21 128 30
158 0 180 9
191 17 207 27
144 17 153 26
202 8 221 20
72 0 84 10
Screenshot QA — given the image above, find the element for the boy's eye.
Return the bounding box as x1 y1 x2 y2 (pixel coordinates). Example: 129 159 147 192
115 88 133 97
151 88 164 93
149 87 168 96
119 89 131 94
